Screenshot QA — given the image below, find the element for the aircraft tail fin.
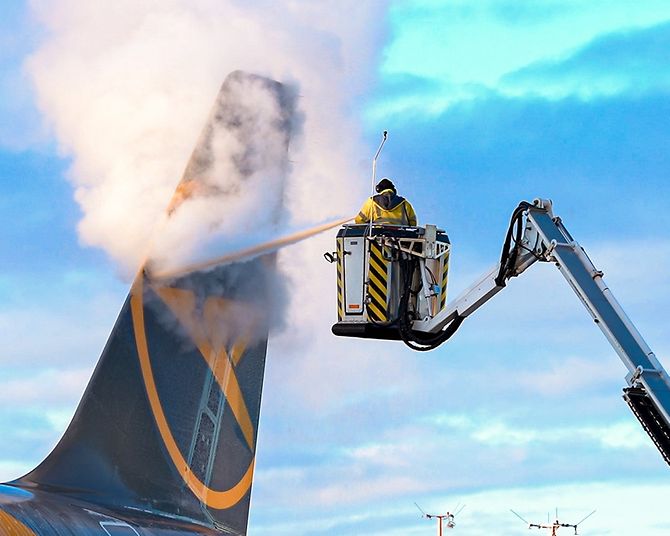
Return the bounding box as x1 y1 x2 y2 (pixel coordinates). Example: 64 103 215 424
15 71 295 535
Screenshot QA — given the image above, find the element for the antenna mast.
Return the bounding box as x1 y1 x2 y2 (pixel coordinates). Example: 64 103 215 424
416 503 460 534
511 509 596 535
371 130 388 195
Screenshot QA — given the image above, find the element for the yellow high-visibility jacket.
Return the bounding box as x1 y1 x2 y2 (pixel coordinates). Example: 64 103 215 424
355 188 417 226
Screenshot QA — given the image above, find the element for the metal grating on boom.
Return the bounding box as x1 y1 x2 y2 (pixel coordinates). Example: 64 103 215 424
623 386 670 466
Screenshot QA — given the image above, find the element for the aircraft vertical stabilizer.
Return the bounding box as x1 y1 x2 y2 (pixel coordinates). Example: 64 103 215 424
13 71 295 535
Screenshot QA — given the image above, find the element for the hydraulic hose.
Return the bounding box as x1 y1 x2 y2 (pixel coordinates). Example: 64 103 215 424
495 201 532 287
390 201 532 351
397 256 464 351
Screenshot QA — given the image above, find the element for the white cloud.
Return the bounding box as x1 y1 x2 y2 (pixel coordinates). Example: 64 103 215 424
430 481 670 536
344 441 416 469
251 479 670 535
370 0 670 119
473 419 650 450
0 276 124 368
0 461 33 483
0 368 90 406
515 356 621 396
316 475 425 507
424 411 652 451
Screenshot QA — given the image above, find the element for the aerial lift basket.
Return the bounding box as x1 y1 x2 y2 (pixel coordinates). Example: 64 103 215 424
331 223 450 341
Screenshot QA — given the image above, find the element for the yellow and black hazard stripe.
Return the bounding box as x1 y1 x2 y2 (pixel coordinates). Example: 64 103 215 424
367 242 389 322
336 240 345 320
440 250 450 310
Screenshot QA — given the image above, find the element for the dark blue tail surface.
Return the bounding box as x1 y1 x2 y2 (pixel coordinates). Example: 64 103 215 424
14 72 295 535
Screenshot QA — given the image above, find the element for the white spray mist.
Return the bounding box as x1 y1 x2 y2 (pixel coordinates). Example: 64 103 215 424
27 0 388 277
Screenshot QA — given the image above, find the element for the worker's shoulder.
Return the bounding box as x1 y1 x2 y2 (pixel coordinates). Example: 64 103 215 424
372 192 406 210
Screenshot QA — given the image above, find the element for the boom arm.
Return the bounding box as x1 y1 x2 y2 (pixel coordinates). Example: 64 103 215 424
414 199 670 465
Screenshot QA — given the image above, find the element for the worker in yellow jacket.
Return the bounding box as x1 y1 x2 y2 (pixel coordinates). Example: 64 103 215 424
355 178 417 226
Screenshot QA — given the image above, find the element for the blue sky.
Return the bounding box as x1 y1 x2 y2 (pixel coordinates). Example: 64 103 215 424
2 1 670 534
